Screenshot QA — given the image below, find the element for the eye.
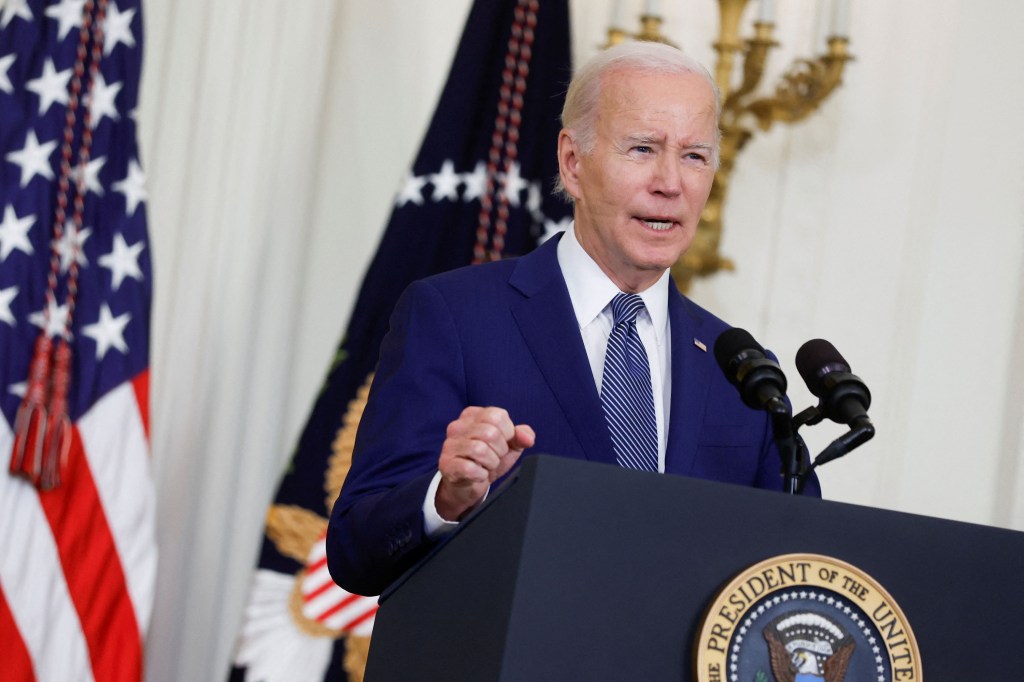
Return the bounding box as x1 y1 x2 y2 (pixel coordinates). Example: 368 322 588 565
632 145 653 154
684 151 710 166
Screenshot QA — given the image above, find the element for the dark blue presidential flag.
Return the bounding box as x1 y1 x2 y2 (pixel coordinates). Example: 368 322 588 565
229 1 572 680
0 1 156 680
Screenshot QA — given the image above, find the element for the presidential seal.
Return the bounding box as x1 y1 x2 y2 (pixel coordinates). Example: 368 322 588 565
694 554 921 682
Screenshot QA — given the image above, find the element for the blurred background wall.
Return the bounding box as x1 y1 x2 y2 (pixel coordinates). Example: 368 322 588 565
137 0 1024 679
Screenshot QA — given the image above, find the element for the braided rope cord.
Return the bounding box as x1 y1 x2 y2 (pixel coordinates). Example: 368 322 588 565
472 0 538 263
11 0 109 489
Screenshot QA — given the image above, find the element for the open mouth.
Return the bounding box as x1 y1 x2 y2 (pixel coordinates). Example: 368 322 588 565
638 218 675 232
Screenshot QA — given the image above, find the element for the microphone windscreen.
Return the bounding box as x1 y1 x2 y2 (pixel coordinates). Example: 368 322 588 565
713 327 764 375
795 338 851 397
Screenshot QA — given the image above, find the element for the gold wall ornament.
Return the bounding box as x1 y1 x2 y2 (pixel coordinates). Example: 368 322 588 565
325 372 374 510
604 0 854 292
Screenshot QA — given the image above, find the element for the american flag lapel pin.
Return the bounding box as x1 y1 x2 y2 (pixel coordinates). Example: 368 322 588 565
693 338 707 352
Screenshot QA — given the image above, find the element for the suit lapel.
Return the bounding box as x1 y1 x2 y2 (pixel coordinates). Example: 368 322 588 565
665 287 714 476
507 236 617 466
506 237 721 472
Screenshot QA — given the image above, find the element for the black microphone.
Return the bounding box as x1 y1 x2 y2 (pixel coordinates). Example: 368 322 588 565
716 327 805 494
714 328 789 416
795 339 871 426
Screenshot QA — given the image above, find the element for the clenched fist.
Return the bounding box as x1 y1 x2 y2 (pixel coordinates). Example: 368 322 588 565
435 406 535 521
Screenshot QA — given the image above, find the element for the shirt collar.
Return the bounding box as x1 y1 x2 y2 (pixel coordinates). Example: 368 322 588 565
556 223 671 345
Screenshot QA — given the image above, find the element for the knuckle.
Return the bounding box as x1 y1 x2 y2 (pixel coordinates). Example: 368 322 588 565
481 406 509 424
468 439 491 460
478 423 501 443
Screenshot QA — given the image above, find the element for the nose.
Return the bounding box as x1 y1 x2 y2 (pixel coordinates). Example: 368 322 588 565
650 154 683 197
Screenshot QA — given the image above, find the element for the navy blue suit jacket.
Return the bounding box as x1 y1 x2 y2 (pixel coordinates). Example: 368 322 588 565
327 234 819 595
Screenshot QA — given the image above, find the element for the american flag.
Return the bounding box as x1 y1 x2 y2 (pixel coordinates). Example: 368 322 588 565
0 1 156 680
229 1 572 680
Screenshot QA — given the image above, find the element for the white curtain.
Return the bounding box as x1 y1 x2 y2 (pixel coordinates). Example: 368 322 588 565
138 1 1024 679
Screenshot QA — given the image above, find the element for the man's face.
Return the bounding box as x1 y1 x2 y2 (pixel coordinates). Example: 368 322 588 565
559 68 718 293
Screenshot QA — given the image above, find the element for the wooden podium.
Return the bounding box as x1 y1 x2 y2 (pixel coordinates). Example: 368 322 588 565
364 455 1024 680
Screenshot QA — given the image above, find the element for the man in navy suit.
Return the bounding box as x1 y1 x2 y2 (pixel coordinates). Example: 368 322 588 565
328 41 820 597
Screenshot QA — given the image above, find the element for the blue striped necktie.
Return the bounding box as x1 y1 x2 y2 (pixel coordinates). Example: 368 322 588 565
600 293 658 472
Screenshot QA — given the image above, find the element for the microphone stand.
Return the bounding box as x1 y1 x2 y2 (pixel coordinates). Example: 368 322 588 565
790 406 875 487
766 396 803 495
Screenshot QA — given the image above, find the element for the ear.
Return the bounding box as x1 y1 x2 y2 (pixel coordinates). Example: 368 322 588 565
557 129 583 200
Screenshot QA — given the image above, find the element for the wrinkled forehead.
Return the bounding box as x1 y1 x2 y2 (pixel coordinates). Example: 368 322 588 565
600 67 716 113
596 67 719 128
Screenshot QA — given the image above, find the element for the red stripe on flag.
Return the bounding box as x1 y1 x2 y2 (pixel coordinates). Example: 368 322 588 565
0 584 36 682
343 604 379 633
38 427 142 681
307 554 328 573
316 593 364 622
132 370 150 443
302 576 335 603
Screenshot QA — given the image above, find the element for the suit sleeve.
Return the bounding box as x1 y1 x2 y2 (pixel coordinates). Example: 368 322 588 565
326 280 467 596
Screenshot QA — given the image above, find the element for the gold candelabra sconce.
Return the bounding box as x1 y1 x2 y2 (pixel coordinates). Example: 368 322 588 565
605 0 854 292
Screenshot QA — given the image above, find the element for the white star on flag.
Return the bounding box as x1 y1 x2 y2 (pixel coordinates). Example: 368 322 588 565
540 216 571 243
0 205 35 260
5 130 57 187
45 0 86 40
102 3 137 55
87 73 123 127
27 59 73 115
526 181 542 216
82 303 131 359
29 299 71 339
0 0 32 29
498 161 528 207
0 53 15 94
99 233 145 290
429 160 461 202
71 156 107 196
461 161 487 202
0 285 17 326
56 222 92 273
112 159 147 215
395 172 427 207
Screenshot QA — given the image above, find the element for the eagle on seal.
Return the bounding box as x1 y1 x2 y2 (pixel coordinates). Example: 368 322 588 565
763 611 855 682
